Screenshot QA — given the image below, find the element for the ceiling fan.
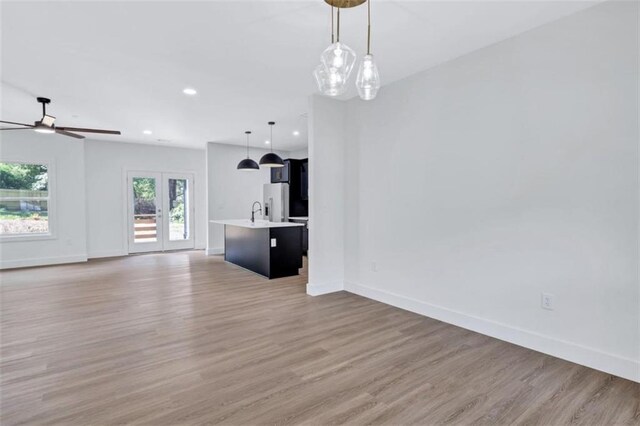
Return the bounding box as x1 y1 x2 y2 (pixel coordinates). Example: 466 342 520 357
0 97 121 139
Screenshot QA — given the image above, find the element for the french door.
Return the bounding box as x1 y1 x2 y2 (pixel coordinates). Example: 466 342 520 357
127 171 195 253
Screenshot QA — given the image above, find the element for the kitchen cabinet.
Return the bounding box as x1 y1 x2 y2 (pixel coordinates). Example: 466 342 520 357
270 160 290 183
300 159 308 201
211 220 304 279
273 158 308 217
289 218 308 255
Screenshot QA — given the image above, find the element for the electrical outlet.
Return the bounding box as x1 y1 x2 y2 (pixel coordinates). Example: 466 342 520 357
371 262 378 272
541 293 554 310
270 238 277 247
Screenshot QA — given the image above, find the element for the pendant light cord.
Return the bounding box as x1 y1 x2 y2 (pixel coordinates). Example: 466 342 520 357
337 8 340 42
270 123 274 153
367 0 371 55
331 6 335 44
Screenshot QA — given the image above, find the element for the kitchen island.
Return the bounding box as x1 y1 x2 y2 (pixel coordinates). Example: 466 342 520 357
210 219 304 279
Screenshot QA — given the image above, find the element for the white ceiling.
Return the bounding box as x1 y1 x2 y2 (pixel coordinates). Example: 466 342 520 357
0 0 599 151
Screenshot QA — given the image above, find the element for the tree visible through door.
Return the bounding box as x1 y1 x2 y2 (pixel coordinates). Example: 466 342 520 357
133 177 158 243
168 178 188 241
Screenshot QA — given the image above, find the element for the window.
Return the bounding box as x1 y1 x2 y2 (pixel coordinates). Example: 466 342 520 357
0 162 51 237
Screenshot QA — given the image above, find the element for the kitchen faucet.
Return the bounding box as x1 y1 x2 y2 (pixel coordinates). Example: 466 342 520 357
251 201 262 224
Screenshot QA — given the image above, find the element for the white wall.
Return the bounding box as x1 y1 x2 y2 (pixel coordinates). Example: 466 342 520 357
85 140 206 257
0 132 88 268
314 1 639 381
307 96 346 295
206 143 288 254
288 148 308 159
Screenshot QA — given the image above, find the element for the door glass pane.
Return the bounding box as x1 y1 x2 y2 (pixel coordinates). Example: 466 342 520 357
133 177 157 243
168 178 188 241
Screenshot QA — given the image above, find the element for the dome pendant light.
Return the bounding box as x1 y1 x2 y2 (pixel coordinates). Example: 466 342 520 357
259 122 284 168
319 7 356 96
356 0 381 100
237 131 260 171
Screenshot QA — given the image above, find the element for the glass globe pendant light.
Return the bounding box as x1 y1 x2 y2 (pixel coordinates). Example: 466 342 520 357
237 131 260 171
314 64 346 97
259 122 284 168
355 0 381 100
320 7 356 93
314 6 347 96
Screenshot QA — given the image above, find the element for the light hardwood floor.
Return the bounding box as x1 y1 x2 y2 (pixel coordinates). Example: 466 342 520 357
1 251 638 425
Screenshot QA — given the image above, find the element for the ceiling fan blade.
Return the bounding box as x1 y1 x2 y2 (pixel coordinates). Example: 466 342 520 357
0 120 33 127
1 127 33 131
56 127 121 135
55 129 85 139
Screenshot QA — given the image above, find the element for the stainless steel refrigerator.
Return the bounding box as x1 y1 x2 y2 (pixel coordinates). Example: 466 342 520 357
263 183 289 222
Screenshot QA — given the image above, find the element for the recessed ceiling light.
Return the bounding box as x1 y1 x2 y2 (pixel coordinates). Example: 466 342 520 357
183 87 197 96
293 131 300 136
143 130 152 135
265 140 270 144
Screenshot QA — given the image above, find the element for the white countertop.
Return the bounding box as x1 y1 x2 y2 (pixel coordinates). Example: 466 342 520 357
210 219 304 229
289 216 309 220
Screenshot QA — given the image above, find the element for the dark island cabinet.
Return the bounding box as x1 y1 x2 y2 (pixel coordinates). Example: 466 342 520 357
224 225 302 279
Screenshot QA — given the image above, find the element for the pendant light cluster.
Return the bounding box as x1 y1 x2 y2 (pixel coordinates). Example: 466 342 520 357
236 121 284 171
313 0 380 101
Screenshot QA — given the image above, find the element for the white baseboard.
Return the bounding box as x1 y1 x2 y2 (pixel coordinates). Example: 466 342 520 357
206 247 224 255
88 249 127 259
307 281 344 296
344 281 639 383
0 254 88 270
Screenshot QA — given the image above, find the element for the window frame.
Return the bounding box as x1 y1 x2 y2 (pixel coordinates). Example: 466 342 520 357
0 158 56 242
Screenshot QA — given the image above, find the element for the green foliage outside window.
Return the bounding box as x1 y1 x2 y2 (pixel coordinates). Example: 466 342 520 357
0 162 49 234
0 163 48 191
